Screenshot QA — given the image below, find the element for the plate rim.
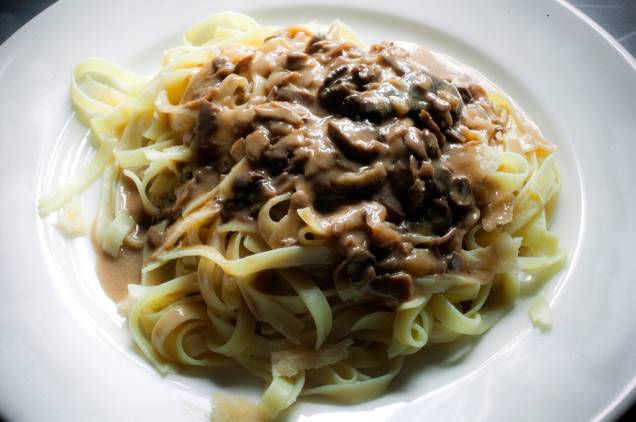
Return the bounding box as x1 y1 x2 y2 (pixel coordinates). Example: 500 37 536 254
1 0 635 420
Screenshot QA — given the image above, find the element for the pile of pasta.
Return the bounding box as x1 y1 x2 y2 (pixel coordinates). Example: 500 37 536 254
38 12 565 420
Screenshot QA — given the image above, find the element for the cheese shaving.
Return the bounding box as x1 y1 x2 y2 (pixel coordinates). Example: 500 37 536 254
55 196 87 237
271 339 353 377
529 292 552 330
211 393 266 422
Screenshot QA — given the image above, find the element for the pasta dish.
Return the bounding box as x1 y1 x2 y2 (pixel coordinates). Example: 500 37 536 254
38 12 565 421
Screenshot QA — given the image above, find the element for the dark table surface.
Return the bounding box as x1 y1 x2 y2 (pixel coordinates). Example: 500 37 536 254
0 0 634 421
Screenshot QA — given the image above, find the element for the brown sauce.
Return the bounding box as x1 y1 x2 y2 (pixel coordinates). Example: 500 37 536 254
91 221 142 302
98 29 519 305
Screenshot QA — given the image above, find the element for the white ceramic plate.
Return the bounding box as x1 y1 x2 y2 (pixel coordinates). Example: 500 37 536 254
1 0 635 421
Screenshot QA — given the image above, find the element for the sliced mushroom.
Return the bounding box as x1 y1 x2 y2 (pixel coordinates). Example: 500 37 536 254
305 33 330 54
254 102 304 127
402 248 445 277
244 126 271 161
428 197 452 233
221 171 276 219
449 176 473 207
191 99 220 157
430 164 452 196
364 203 401 246
446 251 465 271
351 63 381 87
343 91 394 122
403 127 428 161
408 178 427 207
327 118 388 161
425 91 453 128
286 52 309 70
378 52 410 76
270 85 315 106
373 183 405 222
181 56 235 102
260 130 304 175
319 67 357 110
234 54 254 76
332 162 388 191
369 271 413 302
147 223 167 249
230 138 246 161
344 249 376 286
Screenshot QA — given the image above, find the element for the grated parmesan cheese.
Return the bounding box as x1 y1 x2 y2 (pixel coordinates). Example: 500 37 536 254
271 339 352 377
55 196 87 237
529 292 552 331
211 393 266 422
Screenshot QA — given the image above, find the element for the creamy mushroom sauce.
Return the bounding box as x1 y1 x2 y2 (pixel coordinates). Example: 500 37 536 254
92 222 143 302
105 28 513 304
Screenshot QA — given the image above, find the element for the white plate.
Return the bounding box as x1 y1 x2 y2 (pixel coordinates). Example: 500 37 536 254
1 0 635 421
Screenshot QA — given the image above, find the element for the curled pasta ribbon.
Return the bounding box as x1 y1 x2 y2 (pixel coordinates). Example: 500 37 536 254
149 244 338 277
38 137 116 217
280 269 332 349
71 59 149 123
490 151 531 194
302 357 404 404
389 297 431 358
260 372 305 419
184 12 261 46
127 273 199 373
429 295 486 336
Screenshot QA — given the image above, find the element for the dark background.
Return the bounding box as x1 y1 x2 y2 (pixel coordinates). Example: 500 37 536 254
0 0 634 421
